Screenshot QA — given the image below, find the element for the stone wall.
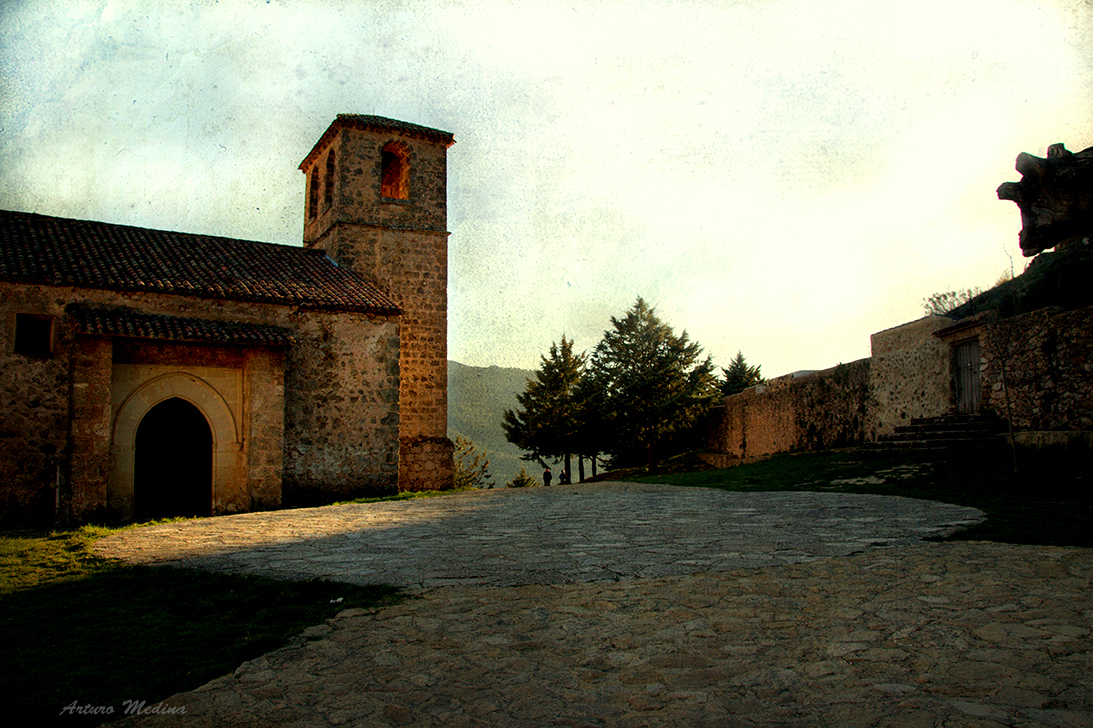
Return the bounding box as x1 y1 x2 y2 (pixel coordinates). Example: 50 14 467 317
282 309 401 504
244 348 286 509
869 316 953 436
0 301 70 526
398 435 456 492
982 305 1093 431
702 359 872 467
702 304 1093 472
301 118 454 491
0 282 401 524
69 336 113 522
328 226 449 443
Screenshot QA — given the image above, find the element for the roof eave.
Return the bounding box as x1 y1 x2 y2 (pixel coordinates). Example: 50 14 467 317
298 114 455 172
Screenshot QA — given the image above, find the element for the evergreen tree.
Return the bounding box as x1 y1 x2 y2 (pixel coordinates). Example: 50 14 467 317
502 336 587 468
452 435 494 489
720 351 763 395
505 468 538 488
572 368 607 479
587 298 719 467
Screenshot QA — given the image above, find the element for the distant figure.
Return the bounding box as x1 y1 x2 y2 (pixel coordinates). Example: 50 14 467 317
543 466 552 487
559 469 570 485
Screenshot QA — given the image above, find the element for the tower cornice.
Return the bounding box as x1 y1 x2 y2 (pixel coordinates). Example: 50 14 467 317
299 114 455 172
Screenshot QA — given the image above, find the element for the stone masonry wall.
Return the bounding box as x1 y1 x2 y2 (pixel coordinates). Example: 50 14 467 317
399 435 456 492
982 305 1093 431
302 121 453 491
1 281 401 524
68 335 113 523
0 291 70 526
244 348 285 510
282 309 401 504
869 316 953 436
702 359 872 467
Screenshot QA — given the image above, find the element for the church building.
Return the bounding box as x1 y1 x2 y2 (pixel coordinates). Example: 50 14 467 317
0 115 455 526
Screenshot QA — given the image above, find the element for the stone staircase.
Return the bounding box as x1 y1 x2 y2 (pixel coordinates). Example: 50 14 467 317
868 414 1009 456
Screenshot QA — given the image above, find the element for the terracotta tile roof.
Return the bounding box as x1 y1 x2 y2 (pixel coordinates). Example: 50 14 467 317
0 210 401 315
70 307 295 346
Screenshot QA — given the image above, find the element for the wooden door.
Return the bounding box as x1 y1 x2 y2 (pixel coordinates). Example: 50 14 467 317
953 339 982 414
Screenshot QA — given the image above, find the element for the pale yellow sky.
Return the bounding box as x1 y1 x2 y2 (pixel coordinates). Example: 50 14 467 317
2 0 1091 376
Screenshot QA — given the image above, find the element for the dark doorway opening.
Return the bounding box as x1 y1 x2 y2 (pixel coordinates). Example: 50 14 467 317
135 398 212 521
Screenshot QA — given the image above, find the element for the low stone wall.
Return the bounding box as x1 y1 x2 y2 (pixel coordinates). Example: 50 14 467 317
982 305 1093 431
702 359 872 467
701 301 1092 472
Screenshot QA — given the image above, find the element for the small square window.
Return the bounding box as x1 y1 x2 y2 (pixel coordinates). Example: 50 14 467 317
14 314 54 359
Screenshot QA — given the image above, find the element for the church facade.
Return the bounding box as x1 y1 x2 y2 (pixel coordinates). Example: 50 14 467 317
0 115 455 526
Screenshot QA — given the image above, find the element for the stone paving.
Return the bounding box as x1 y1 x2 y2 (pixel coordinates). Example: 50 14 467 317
92 483 1093 727
95 483 982 589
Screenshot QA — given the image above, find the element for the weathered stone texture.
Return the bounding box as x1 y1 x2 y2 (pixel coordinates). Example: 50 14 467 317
869 316 953 435
300 118 453 491
1 281 400 524
705 301 1093 469
703 360 871 466
326 226 448 442
282 311 401 504
398 435 455 492
982 305 1093 431
69 336 113 523
243 348 285 511
0 289 69 525
93 490 1087 728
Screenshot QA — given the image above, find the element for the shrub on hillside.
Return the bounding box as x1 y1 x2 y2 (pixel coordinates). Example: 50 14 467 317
505 468 538 488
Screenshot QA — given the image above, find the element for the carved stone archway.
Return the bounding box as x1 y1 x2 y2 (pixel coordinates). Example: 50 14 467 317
108 372 242 521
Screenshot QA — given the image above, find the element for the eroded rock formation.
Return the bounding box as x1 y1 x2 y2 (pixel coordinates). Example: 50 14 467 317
997 142 1093 257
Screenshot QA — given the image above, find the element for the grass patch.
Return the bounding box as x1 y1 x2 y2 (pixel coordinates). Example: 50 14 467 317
0 526 400 726
630 449 1093 548
336 486 473 505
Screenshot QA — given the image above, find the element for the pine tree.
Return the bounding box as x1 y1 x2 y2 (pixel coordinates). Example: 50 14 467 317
720 351 763 395
502 336 587 469
452 435 493 489
587 298 719 467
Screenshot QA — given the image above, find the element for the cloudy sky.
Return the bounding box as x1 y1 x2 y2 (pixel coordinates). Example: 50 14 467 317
2 0 1091 377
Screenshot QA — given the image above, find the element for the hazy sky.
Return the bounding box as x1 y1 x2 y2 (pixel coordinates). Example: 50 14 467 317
2 0 1091 377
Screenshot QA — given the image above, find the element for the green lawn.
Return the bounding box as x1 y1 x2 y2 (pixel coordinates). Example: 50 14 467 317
633 448 1093 548
0 525 400 727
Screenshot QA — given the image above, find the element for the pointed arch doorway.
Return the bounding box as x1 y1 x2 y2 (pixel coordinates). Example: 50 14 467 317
134 397 213 520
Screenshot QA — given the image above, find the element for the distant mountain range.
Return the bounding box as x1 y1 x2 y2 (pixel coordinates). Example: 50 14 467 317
447 360 535 486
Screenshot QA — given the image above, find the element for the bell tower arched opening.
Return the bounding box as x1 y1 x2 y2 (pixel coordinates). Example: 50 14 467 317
380 141 410 200
134 397 213 521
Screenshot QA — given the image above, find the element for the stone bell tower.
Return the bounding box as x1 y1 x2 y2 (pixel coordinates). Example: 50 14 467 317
300 114 455 490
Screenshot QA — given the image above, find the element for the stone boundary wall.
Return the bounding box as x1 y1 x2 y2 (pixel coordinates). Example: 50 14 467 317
982 305 1093 431
702 359 872 468
702 304 1093 472
869 316 953 436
